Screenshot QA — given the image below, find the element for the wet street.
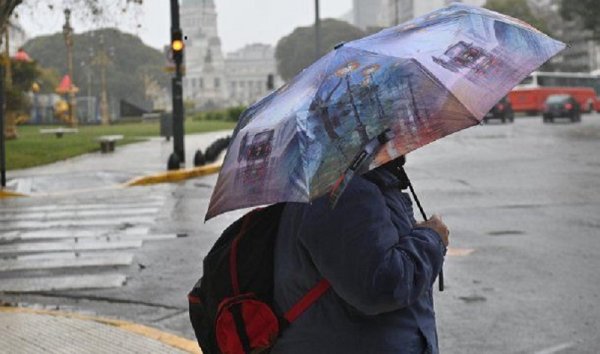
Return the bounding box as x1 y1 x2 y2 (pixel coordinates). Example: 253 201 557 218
1 114 600 353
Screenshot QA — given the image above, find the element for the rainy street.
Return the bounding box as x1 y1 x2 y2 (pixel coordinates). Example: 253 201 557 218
1 113 600 353
412 113 600 354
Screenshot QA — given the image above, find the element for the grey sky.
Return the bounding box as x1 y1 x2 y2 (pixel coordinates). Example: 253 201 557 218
16 0 353 54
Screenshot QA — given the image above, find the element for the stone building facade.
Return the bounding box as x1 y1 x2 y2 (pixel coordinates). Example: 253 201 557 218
179 0 280 109
180 0 228 109
224 43 280 107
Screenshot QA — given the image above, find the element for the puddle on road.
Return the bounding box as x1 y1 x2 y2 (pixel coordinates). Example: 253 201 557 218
500 204 542 210
487 230 525 236
458 295 487 303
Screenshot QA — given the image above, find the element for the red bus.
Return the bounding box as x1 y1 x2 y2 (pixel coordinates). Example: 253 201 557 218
508 71 600 114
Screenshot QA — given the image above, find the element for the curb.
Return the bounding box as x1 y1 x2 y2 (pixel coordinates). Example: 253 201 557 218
0 163 222 200
124 163 221 187
0 305 201 353
0 189 27 199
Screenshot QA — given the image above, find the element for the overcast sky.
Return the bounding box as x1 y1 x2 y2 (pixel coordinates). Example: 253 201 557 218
16 0 353 54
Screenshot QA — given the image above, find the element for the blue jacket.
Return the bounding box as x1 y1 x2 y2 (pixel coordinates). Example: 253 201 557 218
272 167 446 354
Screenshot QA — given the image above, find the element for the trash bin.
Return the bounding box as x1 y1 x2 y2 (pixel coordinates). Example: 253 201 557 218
160 112 173 141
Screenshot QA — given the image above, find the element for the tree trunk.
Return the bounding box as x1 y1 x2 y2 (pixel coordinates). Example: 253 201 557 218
3 111 18 140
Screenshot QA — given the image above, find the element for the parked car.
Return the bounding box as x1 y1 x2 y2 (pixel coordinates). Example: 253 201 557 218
542 94 581 123
484 96 514 123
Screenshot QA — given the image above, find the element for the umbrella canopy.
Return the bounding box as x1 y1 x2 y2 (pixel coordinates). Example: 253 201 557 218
206 3 565 220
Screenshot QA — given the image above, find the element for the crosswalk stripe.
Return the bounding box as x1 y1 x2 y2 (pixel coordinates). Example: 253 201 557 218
0 216 155 231
0 207 160 223
0 200 165 214
9 251 132 261
0 274 127 292
0 240 143 256
98 234 178 242
0 227 150 242
0 253 133 272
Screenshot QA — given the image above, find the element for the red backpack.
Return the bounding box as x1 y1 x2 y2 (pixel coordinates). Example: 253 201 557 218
188 204 330 354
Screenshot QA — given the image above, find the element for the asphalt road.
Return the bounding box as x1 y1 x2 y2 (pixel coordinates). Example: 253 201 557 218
2 113 599 353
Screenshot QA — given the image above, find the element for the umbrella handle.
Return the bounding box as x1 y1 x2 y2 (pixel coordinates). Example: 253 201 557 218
401 167 445 292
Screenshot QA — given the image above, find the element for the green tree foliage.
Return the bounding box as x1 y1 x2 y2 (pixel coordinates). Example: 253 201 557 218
560 0 600 40
24 27 168 110
0 55 38 111
36 66 60 94
275 19 366 82
484 0 550 35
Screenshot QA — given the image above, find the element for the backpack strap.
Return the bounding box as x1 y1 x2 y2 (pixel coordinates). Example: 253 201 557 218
230 211 257 296
283 279 331 323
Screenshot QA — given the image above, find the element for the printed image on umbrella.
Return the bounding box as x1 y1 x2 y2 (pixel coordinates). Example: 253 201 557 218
206 3 565 220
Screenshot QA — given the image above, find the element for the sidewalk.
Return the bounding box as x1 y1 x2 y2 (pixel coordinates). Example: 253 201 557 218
0 132 229 353
4 131 231 195
0 306 201 353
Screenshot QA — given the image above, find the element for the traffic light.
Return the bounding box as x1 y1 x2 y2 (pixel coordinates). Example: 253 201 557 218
267 73 274 90
171 30 184 65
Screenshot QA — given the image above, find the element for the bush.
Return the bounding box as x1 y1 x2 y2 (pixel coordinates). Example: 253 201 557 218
226 106 246 122
191 106 247 122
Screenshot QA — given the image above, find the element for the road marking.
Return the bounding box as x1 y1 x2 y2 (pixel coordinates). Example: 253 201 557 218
0 200 164 214
0 227 151 242
0 253 133 272
534 342 576 354
447 247 475 257
99 234 178 242
0 240 143 255
0 274 127 292
0 207 160 223
9 251 136 261
0 216 155 231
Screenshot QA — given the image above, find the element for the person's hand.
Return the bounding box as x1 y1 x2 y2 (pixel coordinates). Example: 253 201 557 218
416 214 449 247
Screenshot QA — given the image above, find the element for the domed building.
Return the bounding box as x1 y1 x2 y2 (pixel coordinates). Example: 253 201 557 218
180 0 228 109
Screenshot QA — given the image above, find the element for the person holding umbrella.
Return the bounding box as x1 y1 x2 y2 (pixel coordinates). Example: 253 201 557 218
272 155 449 353
203 4 564 353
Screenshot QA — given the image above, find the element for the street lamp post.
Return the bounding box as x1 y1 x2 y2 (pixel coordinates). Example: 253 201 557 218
94 34 111 126
63 8 77 127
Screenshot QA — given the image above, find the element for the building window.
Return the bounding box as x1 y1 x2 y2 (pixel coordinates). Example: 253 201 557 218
199 78 204 89
214 78 220 88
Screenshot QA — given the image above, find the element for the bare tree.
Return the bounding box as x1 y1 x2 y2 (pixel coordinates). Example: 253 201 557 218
1 0 143 34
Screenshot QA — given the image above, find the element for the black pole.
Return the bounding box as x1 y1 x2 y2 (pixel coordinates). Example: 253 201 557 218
0 65 6 188
170 0 185 166
315 0 321 59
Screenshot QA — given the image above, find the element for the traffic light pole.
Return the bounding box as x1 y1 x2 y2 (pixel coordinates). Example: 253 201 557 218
170 0 185 168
